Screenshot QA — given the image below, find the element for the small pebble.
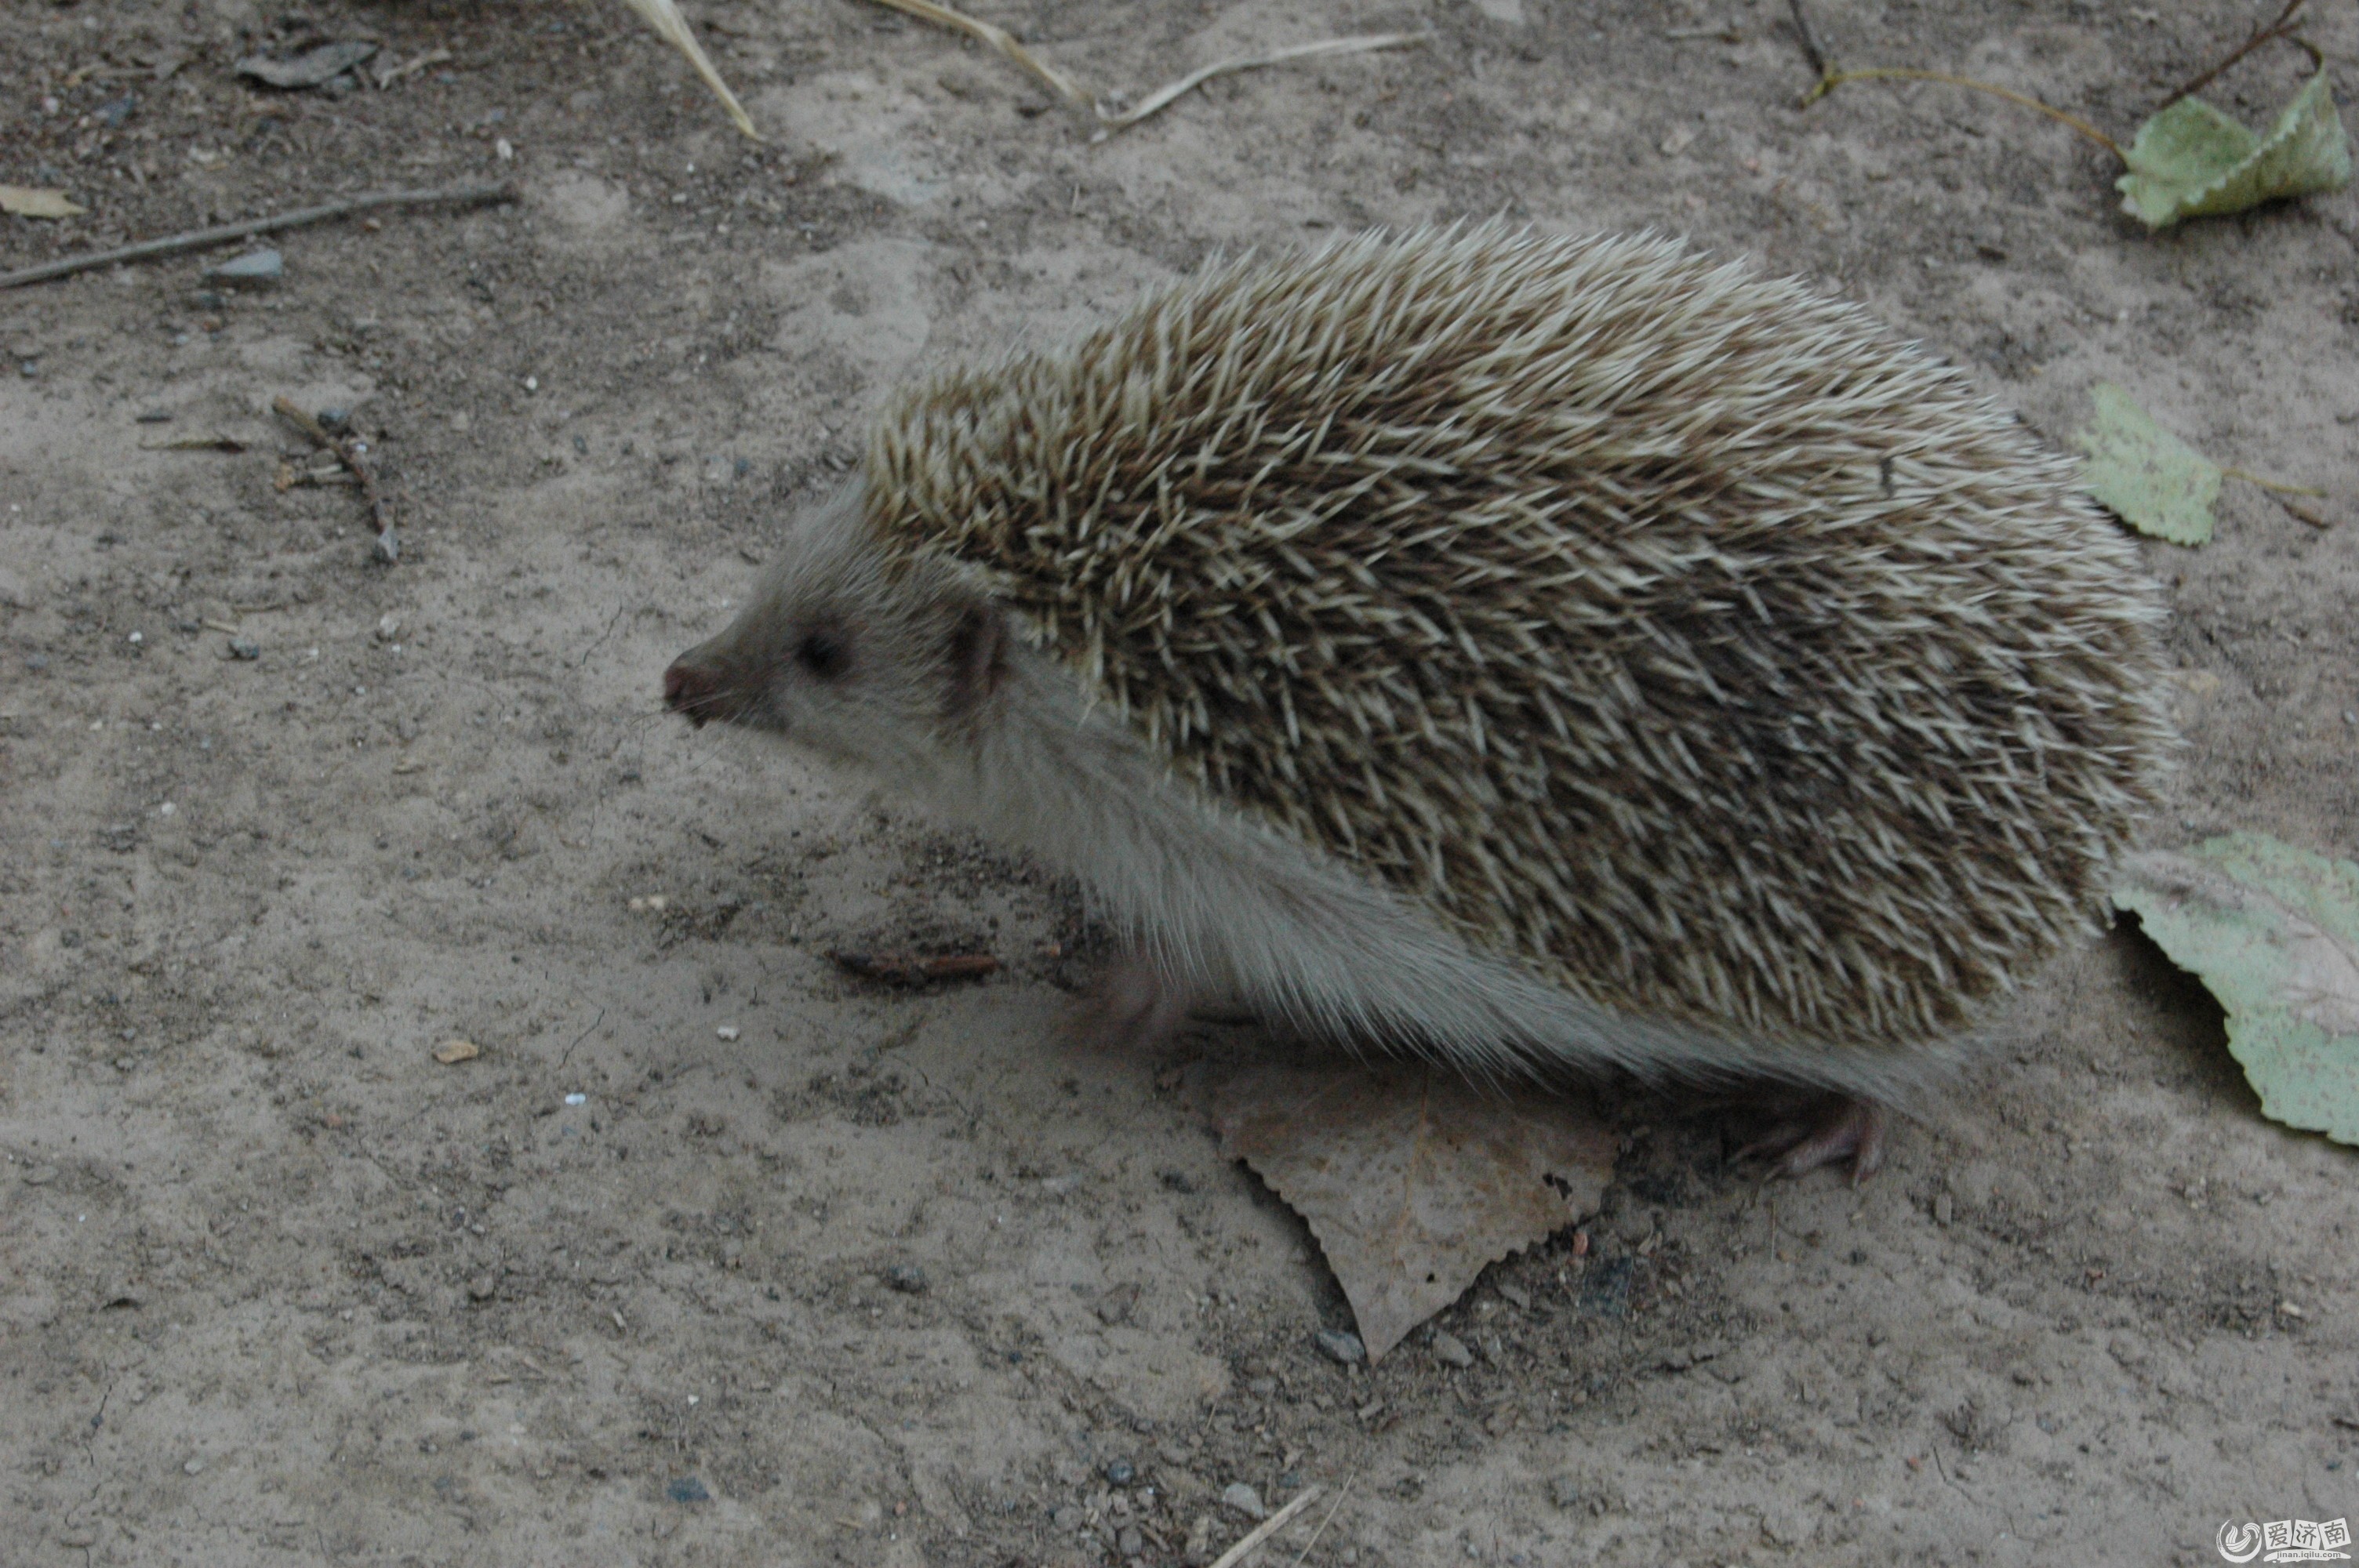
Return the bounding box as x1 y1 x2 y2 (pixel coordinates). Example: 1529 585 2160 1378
376 614 401 641
885 1263 929 1295
715 1025 740 1041
1103 1457 1136 1486
1430 1330 1475 1369
1220 1482 1267 1520
564 1092 587 1106
228 638 260 660
1315 1327 1367 1365
184 1457 204 1475
1117 1525 1145 1557
204 249 282 282
666 1475 711 1503
1496 1282 1530 1310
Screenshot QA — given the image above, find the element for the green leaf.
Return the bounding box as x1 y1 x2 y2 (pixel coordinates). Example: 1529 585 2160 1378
2117 71 2353 230
2074 383 2221 546
2113 833 2359 1147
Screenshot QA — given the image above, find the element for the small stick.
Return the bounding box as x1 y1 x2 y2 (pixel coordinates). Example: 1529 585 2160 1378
2154 0 2308 114
830 949 1001 985
1786 0 1830 81
1209 1486 1323 1568
1286 1474 1357 1566
0 182 514 291
273 395 399 560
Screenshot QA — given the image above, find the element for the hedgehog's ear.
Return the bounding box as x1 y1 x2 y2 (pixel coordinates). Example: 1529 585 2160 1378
944 600 1010 720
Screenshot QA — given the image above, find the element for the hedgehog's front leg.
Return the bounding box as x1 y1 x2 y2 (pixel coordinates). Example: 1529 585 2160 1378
1070 951 1196 1054
1737 1094 1890 1184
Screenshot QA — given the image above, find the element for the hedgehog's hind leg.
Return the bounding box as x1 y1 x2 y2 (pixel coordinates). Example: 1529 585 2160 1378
1735 1094 1890 1184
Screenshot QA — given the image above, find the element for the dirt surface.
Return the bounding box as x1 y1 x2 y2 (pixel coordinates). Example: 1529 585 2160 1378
5 0 2358 1563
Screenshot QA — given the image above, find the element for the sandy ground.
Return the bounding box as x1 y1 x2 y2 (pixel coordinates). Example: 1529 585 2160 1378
5 0 2358 1563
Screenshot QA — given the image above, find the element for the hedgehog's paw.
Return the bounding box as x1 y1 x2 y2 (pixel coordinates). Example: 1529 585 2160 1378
1070 953 1193 1055
1736 1095 1889 1185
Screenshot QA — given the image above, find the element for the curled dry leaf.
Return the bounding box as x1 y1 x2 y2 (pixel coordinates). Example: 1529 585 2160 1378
1212 1063 1615 1360
2117 71 2351 230
2114 833 2359 1145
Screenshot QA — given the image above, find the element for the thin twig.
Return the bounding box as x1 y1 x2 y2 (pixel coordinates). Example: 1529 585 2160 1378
829 949 1001 985
1786 0 1830 80
2220 465 2326 499
1209 1486 1323 1568
1100 34 1429 130
864 0 1092 107
2154 0 2308 114
1804 67 2124 158
274 395 399 561
0 182 514 290
1287 1474 1358 1566
858 0 1422 134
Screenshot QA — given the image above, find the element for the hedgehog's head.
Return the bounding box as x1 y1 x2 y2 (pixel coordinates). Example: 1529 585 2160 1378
662 477 1012 782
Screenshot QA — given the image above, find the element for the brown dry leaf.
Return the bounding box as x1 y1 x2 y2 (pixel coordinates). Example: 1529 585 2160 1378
1212 1063 1615 1360
431 1039 480 1065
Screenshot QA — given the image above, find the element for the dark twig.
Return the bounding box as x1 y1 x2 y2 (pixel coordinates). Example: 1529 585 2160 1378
1786 0 1830 82
0 182 515 290
2154 0 2309 114
273 395 400 561
830 949 1001 985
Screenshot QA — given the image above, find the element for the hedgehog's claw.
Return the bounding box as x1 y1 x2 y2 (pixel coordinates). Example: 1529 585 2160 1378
1070 953 1193 1055
1736 1096 1889 1185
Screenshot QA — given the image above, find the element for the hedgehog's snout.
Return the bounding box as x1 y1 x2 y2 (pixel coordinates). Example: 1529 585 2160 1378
663 645 756 729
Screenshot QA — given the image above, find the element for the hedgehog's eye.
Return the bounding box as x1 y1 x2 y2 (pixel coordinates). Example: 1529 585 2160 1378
796 630 849 681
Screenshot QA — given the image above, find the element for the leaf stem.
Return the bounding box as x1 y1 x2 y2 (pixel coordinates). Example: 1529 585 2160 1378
1803 67 2125 160
2221 466 2328 499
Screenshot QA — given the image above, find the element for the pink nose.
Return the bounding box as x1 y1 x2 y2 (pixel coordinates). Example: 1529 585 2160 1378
663 659 727 726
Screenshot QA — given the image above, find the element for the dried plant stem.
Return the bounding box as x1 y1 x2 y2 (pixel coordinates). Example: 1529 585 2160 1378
859 0 1423 134
0 182 514 290
2155 0 2309 114
1803 67 2124 159
1208 1486 1323 1568
2222 466 2328 498
613 0 761 138
864 0 1092 106
274 396 398 559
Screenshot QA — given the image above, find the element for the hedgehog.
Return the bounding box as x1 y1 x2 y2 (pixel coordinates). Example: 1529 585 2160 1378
663 225 2175 1178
